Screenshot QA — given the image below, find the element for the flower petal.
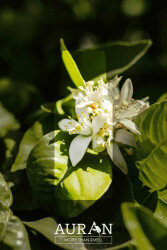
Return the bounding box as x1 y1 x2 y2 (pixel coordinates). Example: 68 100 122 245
69 135 92 166
137 101 150 115
140 96 149 103
113 86 120 100
107 142 128 174
120 119 141 135
117 107 139 120
115 129 137 148
92 113 107 135
92 134 106 152
58 119 77 131
98 79 108 96
75 93 91 126
100 99 113 114
120 78 133 101
76 101 93 108
68 87 85 99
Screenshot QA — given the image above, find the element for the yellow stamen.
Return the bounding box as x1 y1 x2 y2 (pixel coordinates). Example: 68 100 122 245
122 100 129 108
91 102 99 109
75 124 82 131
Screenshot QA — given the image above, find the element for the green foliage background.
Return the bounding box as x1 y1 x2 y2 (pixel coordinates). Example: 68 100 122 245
0 1 167 250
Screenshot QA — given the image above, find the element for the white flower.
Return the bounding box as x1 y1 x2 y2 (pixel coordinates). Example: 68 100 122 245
59 77 149 174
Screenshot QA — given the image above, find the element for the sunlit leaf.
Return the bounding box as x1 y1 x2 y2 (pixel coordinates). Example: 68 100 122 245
122 202 167 250
60 39 85 88
55 152 112 219
27 130 112 218
27 130 71 194
134 101 167 191
11 114 60 172
60 39 152 92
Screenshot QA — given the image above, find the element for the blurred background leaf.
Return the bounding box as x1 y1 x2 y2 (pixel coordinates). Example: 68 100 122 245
0 102 20 138
0 1 167 249
0 0 166 105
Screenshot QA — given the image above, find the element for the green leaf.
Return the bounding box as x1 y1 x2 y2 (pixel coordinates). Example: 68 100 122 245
11 114 60 172
155 198 167 227
55 152 112 219
24 218 57 246
156 92 167 103
122 202 167 250
0 173 31 250
142 192 158 213
24 216 133 250
60 39 85 88
158 189 167 203
0 173 12 207
2 170 41 212
68 171 134 248
27 130 112 218
154 189 167 227
41 94 75 116
134 101 167 191
24 217 86 250
60 40 152 91
0 103 20 138
0 206 31 250
27 130 71 193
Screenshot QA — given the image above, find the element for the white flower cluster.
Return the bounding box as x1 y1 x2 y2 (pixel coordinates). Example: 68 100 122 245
59 76 149 174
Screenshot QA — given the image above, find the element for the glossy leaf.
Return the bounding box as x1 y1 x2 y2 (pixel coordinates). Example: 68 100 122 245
122 202 167 250
0 173 12 207
24 217 86 250
11 114 60 172
55 152 112 218
134 101 167 191
69 170 134 248
0 206 31 250
27 130 112 218
27 130 71 193
60 39 85 88
0 173 30 250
